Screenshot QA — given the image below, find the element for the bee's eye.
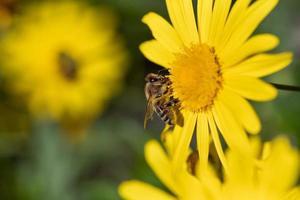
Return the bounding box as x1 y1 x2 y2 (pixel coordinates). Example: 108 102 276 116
150 78 157 82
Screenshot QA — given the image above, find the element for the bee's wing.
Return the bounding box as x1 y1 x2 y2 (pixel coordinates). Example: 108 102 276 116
144 99 154 129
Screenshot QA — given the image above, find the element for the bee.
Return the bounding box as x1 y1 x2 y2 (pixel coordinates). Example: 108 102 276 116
144 73 184 128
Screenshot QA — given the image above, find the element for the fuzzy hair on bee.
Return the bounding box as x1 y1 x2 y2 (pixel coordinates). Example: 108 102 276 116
144 73 184 128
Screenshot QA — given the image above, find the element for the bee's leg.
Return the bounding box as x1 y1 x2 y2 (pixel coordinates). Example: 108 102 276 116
162 98 183 127
165 78 172 86
155 95 161 99
165 97 179 107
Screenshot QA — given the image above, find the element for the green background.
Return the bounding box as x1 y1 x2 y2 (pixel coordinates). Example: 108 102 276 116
0 0 299 199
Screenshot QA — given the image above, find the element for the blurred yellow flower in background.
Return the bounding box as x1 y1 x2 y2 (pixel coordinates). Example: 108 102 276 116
0 1 128 123
119 133 300 200
141 0 293 171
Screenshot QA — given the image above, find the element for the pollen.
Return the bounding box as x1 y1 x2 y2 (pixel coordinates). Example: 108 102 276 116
169 44 223 112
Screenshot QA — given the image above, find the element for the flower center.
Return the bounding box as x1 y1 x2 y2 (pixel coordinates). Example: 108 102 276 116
57 52 78 81
169 44 223 112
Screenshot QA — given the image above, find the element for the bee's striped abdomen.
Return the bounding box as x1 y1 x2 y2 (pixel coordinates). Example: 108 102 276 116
155 103 175 126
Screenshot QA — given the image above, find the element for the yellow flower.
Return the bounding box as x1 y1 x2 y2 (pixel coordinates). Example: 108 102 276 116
119 134 300 200
1 2 127 121
141 0 293 171
209 137 300 200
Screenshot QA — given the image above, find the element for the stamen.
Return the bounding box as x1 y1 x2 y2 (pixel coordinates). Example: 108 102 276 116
170 44 223 112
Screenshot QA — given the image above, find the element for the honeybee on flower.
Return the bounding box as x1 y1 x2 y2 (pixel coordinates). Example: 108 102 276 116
140 0 293 171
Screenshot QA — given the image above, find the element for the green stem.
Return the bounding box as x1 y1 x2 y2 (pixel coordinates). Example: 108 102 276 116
270 83 300 92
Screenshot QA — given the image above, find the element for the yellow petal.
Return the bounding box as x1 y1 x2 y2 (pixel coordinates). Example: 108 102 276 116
195 164 222 200
260 137 300 194
176 172 206 200
224 52 293 77
118 180 176 200
224 145 256 186
162 129 175 157
166 0 199 46
224 75 278 101
208 0 232 47
196 112 210 178
145 140 177 193
207 111 228 173
168 124 184 157
140 40 174 68
212 100 252 156
197 0 213 43
172 111 197 172
223 34 280 68
216 0 251 50
142 12 183 53
284 187 300 200
218 89 261 134
220 0 279 58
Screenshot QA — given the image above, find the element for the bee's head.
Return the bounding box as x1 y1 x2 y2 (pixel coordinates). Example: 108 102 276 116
145 73 164 83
